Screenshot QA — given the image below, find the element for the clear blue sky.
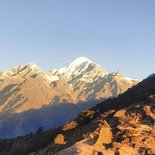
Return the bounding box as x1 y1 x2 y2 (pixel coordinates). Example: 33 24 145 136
0 0 155 80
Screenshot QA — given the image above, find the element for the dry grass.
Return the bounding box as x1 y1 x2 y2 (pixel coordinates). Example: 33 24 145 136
62 121 78 131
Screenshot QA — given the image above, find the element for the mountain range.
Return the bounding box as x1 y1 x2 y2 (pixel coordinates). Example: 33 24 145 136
0 73 154 155
0 57 138 138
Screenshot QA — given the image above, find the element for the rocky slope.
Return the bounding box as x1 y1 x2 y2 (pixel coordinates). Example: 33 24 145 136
0 57 138 138
56 96 155 155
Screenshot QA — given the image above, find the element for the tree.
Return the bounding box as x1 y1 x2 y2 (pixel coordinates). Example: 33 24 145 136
36 127 44 136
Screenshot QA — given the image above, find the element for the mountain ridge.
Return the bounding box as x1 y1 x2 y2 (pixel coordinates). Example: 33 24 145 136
0 57 138 113
0 57 139 138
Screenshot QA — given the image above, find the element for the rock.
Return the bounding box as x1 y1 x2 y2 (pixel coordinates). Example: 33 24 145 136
94 121 113 152
54 134 66 145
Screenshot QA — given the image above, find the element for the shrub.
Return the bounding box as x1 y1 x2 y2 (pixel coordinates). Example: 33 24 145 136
76 110 95 124
62 121 78 131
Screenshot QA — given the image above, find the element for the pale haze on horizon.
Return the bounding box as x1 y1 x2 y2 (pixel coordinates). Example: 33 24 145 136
0 0 155 80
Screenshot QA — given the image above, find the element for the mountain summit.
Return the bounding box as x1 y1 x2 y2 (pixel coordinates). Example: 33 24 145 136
0 57 138 138
1 63 41 77
59 57 107 75
58 57 108 85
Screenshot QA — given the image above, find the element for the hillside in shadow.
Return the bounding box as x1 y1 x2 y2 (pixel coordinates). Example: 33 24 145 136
0 99 105 138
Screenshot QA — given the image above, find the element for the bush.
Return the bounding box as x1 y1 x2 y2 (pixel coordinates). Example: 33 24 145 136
76 110 95 124
62 121 78 131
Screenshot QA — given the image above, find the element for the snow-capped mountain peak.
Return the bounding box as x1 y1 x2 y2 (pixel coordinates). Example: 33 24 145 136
58 57 108 82
59 57 93 74
1 63 41 77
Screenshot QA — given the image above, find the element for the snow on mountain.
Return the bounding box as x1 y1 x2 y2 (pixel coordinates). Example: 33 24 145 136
58 57 93 75
125 77 139 83
1 63 41 78
43 73 59 82
58 57 108 84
